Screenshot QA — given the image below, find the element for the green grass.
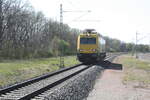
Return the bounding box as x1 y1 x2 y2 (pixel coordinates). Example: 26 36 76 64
0 56 79 87
118 55 150 70
116 55 150 88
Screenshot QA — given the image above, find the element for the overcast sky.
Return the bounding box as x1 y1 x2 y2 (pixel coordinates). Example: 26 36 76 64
29 0 150 44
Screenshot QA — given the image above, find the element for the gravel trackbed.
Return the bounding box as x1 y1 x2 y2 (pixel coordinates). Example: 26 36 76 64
33 65 103 100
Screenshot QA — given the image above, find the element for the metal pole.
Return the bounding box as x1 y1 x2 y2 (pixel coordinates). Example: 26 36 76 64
60 4 63 24
59 4 64 68
135 32 138 58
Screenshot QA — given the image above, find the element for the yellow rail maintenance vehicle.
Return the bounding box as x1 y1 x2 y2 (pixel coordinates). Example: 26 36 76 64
77 29 106 63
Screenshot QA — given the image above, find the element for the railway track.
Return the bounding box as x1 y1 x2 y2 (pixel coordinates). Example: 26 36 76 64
0 53 122 100
105 52 123 62
0 64 92 100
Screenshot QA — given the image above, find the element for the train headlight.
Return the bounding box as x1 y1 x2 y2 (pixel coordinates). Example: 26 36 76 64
79 49 84 52
91 49 96 52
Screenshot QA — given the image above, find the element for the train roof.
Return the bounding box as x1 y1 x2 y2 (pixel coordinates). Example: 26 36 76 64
79 33 105 40
79 33 98 37
79 29 104 39
83 29 97 34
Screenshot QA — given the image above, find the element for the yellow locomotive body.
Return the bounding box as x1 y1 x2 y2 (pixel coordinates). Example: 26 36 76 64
77 29 106 63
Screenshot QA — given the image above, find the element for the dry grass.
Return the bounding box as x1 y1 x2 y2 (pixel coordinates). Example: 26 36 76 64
115 55 150 89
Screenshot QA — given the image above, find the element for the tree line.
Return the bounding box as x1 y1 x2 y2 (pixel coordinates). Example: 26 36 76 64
0 0 149 59
104 36 150 53
0 0 80 59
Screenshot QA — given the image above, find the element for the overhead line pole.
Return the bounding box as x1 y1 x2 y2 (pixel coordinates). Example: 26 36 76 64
135 32 138 58
59 4 64 68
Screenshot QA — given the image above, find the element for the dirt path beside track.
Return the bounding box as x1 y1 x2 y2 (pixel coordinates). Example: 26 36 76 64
86 57 150 100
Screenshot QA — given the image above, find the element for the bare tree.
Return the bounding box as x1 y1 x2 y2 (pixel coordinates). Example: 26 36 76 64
0 0 80 59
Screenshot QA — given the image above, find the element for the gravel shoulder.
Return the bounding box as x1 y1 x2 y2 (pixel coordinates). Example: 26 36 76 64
86 56 150 100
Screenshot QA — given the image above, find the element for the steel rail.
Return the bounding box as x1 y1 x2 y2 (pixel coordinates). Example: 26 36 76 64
0 64 83 95
0 64 90 100
20 65 91 100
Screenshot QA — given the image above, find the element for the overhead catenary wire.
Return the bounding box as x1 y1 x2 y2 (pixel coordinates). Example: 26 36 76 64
72 20 101 22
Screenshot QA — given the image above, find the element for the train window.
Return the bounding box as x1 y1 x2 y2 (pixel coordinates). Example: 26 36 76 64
80 38 96 44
